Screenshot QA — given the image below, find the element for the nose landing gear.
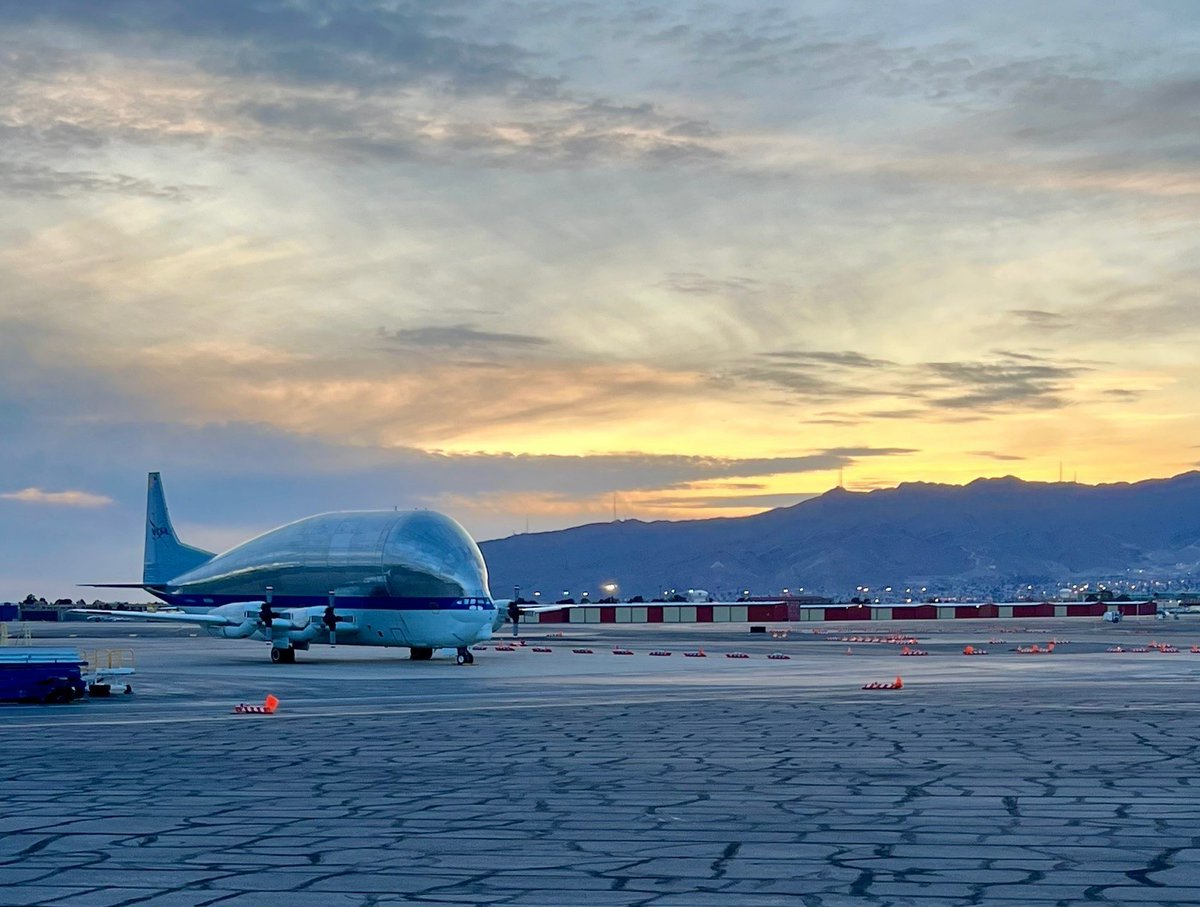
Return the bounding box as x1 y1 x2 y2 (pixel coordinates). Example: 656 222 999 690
455 646 475 665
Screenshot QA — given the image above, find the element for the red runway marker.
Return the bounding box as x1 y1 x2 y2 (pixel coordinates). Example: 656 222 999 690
234 694 279 714
862 677 903 691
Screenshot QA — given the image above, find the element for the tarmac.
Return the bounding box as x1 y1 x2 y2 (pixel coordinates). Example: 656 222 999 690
3 617 1200 906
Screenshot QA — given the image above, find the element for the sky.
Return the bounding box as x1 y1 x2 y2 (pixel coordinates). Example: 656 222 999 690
2 0 1199 599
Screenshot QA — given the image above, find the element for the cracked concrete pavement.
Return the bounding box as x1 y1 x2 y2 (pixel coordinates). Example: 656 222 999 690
3 619 1200 905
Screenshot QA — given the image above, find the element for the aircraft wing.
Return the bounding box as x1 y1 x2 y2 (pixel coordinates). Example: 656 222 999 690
71 608 240 627
518 602 583 613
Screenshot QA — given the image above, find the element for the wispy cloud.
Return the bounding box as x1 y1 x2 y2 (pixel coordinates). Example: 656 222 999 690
919 359 1088 411
378 324 549 350
968 451 1027 462
1 487 113 507
0 160 197 200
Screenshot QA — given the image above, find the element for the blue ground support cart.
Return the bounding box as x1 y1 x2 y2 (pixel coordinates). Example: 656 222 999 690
0 649 87 703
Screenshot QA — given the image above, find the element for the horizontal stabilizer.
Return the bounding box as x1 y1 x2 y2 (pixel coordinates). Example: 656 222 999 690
79 583 158 589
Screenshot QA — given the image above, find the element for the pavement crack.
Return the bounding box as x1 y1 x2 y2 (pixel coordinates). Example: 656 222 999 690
1125 846 1179 887
710 840 740 879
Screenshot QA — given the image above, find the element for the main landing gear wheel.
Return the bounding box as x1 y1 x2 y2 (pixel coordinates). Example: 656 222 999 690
270 647 296 664
455 646 475 666
410 647 434 661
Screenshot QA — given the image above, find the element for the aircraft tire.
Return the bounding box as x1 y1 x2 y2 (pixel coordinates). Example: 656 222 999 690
410 647 434 661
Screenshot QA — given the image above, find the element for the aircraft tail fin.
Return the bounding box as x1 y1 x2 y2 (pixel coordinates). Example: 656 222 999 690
144 472 214 585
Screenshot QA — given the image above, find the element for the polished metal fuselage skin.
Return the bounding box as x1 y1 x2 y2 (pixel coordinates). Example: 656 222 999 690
153 510 495 650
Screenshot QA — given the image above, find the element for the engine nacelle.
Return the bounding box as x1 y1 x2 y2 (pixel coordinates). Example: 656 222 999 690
204 602 266 640
206 619 259 640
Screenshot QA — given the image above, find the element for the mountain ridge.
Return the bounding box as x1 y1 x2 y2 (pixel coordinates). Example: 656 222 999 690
479 471 1200 597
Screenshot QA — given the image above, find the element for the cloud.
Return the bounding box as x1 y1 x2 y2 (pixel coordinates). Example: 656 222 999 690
1 487 113 507
861 409 923 420
763 350 895 369
919 359 1088 411
728 364 875 401
1009 310 1073 331
0 4 721 170
737 349 1088 414
0 159 196 200
659 273 761 296
378 323 549 350
968 451 1027 461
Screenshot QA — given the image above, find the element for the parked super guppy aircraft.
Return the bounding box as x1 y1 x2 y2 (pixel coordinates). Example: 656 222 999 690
77 473 500 664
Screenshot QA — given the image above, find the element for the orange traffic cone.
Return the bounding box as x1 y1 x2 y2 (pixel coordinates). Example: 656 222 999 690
893 676 903 689
963 645 974 655
264 694 280 714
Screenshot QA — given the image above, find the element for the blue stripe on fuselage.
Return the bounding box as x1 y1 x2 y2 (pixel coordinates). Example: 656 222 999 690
154 592 495 612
